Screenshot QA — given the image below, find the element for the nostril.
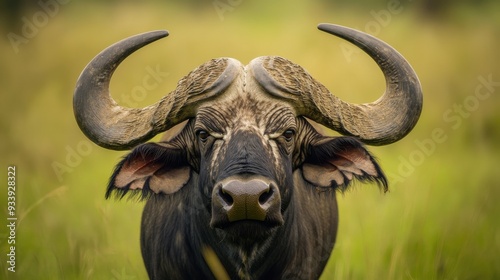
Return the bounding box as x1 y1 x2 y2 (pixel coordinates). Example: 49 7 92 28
259 187 273 205
219 188 234 206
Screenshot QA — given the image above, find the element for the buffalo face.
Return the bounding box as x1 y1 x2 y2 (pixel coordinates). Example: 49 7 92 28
195 97 297 240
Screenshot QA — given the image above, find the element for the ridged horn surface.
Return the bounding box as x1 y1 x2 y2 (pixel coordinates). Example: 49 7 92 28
74 31 240 150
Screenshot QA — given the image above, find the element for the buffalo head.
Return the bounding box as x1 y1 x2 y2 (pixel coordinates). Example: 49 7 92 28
73 24 422 278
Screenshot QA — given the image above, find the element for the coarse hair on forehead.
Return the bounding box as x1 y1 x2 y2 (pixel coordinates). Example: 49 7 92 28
194 93 297 135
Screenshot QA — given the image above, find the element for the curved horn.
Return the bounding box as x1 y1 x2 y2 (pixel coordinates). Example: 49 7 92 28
74 31 240 150
316 23 423 145
251 24 423 145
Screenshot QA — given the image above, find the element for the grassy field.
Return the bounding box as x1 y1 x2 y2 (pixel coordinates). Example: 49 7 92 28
1 1 499 279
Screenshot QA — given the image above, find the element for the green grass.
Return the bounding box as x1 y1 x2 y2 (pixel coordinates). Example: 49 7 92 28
1 1 499 279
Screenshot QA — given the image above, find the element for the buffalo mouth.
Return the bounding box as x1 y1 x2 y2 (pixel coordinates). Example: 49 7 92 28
210 204 284 241
213 219 283 241
212 216 283 230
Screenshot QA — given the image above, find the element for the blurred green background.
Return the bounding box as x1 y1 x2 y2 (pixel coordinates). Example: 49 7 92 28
1 0 499 279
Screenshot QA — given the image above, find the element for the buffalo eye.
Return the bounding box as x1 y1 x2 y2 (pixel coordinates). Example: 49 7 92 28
197 130 210 142
283 129 295 142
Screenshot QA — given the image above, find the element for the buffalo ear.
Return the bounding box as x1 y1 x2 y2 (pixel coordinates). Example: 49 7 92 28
107 143 191 200
301 137 387 192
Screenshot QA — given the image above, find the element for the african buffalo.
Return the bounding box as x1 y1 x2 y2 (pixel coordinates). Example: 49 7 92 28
73 24 422 279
